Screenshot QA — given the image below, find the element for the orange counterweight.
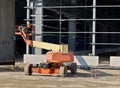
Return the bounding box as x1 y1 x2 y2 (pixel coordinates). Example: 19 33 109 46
46 51 74 63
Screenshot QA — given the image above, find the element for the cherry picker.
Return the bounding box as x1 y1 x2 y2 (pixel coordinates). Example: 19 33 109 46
15 25 77 77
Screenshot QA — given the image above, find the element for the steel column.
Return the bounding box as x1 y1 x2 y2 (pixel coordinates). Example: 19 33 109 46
26 0 30 54
35 0 43 54
68 0 76 52
92 0 96 56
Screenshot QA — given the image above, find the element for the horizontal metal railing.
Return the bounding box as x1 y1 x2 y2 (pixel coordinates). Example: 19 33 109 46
25 5 120 9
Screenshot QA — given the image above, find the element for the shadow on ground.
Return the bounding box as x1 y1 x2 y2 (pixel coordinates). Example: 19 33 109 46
0 66 24 72
66 69 116 78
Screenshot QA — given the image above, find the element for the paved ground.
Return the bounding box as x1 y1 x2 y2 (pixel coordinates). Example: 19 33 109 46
0 61 120 88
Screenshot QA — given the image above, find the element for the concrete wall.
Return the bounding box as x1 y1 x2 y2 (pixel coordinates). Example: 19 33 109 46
24 54 99 67
0 0 15 63
74 56 99 67
24 54 46 64
110 56 120 67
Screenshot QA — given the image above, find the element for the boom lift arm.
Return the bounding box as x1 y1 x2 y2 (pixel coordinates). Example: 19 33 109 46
15 26 68 54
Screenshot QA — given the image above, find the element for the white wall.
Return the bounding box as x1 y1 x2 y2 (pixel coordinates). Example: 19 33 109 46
24 54 99 67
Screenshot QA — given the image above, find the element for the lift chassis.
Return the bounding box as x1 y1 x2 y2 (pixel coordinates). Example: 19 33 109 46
25 61 77 77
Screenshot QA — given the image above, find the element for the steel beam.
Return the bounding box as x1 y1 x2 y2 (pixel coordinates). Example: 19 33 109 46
25 5 120 9
25 18 120 21
91 43 120 46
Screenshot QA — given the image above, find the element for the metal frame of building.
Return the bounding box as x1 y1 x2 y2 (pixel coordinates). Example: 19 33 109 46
25 0 120 55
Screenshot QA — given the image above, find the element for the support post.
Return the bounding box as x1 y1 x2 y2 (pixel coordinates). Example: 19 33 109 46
26 0 30 54
92 0 96 56
35 0 43 54
68 0 76 52
68 20 76 51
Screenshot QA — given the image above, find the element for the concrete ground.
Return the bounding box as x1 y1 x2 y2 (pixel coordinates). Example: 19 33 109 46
0 61 120 88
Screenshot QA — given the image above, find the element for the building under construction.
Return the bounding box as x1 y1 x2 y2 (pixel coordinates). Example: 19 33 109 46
1 0 120 65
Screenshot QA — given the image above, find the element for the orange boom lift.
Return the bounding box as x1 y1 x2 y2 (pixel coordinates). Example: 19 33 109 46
15 25 77 77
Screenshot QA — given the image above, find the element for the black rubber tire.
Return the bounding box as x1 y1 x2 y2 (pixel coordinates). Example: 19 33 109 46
71 63 77 74
24 63 32 75
60 66 67 77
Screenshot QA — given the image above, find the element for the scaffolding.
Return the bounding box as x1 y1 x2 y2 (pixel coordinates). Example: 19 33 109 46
25 0 120 55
